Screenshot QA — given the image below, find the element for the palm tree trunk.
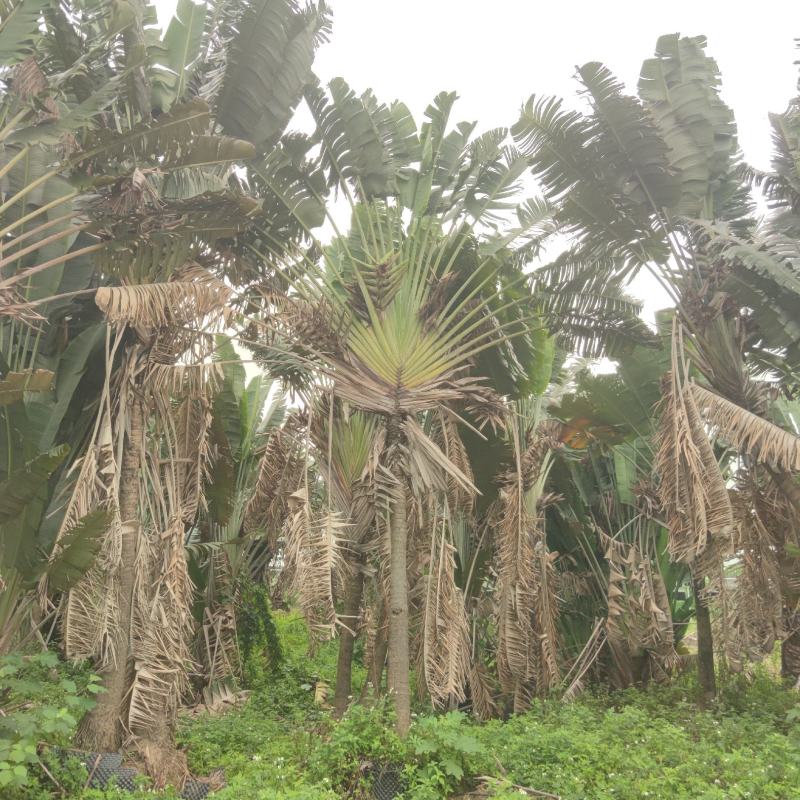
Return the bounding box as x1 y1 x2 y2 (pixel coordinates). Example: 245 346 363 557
387 475 411 735
78 393 144 750
766 469 800 682
139 715 188 789
359 609 388 703
693 574 716 703
334 565 364 718
782 607 800 685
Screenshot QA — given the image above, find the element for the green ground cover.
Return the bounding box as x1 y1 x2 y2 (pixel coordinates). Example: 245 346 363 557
3 611 799 800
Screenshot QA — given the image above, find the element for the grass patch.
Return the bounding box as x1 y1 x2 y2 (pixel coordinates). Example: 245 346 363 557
6 612 800 799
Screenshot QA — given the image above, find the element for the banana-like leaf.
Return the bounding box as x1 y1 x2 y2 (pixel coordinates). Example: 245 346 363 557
0 0 49 65
638 34 739 219
0 145 77 302
217 0 330 147
0 445 68 524
578 61 680 211
150 0 207 112
46 509 111 592
39 325 105 451
170 134 255 169
160 166 230 199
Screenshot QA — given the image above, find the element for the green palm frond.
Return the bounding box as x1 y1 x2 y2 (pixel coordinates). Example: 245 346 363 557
577 61 680 211
638 33 741 220
0 0 50 65
479 196 558 258
746 105 800 236
512 94 667 274
150 0 207 112
217 0 330 149
306 76 418 199
529 251 658 358
689 221 800 372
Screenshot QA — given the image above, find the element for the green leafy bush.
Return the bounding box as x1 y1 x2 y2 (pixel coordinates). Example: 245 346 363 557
406 712 487 798
238 580 283 687
12 621 799 800
307 701 405 797
0 651 101 798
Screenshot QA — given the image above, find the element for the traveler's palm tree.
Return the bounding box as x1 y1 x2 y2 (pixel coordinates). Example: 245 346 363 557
0 0 331 769
255 80 657 729
512 33 800 690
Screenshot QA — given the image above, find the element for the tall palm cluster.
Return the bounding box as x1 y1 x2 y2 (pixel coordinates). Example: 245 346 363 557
1 0 800 780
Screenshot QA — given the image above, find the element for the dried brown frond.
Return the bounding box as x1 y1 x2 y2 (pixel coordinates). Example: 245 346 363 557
128 516 195 736
561 619 606 702
126 374 210 735
557 568 593 602
0 287 45 325
463 385 509 434
692 382 800 472
201 603 239 690
274 295 343 357
325 358 501 418
107 169 163 217
147 362 223 397
599 530 678 682
11 57 58 118
403 415 478 499
284 491 347 643
95 267 231 330
431 410 476 515
467 661 499 720
724 478 784 666
62 416 122 665
244 414 306 549
12 57 48 99
494 418 561 710
423 523 471 707
653 331 734 562
171 394 212 523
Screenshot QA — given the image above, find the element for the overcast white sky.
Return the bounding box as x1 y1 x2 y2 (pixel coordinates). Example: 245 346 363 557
158 0 799 318
307 1 798 174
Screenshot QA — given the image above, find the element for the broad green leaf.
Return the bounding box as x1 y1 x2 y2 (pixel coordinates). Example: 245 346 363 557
39 325 105 451
46 509 111 592
218 0 329 147
0 0 49 65
0 446 68 525
150 0 207 112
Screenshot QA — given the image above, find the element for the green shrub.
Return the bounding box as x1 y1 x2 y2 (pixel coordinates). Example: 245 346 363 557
307 701 405 797
238 580 283 687
0 651 101 798
405 712 487 799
